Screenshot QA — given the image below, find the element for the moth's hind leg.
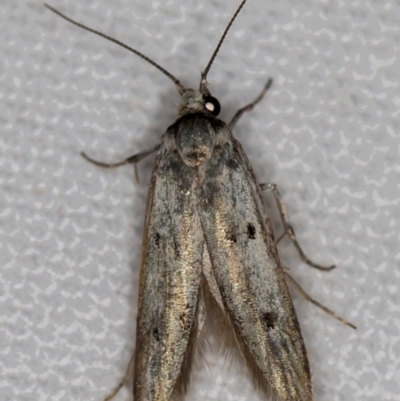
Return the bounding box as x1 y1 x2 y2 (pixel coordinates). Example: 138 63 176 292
260 182 336 271
228 78 273 130
102 351 136 401
284 271 356 329
82 144 160 181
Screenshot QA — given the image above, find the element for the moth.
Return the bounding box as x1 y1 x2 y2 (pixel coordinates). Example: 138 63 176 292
45 1 355 400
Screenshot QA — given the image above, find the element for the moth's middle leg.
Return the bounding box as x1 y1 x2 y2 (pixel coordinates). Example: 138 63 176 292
260 182 336 271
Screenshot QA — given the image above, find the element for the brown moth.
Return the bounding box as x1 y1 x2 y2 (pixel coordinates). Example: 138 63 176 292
45 1 355 400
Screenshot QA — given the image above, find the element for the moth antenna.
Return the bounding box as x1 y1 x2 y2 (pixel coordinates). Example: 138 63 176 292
44 3 186 95
200 0 249 93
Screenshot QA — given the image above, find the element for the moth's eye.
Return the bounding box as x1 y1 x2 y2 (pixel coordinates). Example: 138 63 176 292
204 96 221 116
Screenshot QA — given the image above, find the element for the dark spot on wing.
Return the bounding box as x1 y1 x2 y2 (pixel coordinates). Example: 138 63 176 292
263 312 275 329
247 223 256 239
174 240 181 258
225 226 237 244
153 327 160 341
154 233 160 248
226 158 237 169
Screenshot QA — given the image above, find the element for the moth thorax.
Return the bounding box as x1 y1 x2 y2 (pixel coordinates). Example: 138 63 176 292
175 114 215 167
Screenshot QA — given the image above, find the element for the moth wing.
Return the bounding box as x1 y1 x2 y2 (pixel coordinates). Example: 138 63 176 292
134 146 203 401
199 138 313 401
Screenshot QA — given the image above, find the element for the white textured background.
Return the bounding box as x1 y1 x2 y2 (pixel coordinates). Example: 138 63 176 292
1 1 399 400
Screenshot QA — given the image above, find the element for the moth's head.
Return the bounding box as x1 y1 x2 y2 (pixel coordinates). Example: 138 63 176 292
177 80 221 118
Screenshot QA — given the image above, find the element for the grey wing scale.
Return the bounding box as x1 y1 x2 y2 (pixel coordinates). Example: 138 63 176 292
134 147 204 401
198 139 313 401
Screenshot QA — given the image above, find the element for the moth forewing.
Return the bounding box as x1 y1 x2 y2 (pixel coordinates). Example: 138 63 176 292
198 133 313 401
134 147 204 401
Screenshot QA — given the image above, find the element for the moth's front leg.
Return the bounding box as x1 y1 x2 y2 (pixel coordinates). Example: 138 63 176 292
228 78 273 130
81 144 160 181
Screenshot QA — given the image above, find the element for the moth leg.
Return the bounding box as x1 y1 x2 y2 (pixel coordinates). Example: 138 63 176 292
101 351 135 401
284 271 356 329
228 78 273 130
81 143 160 182
260 182 336 271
